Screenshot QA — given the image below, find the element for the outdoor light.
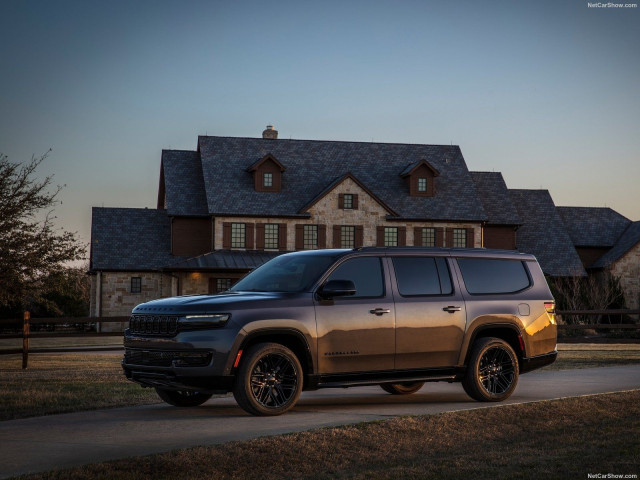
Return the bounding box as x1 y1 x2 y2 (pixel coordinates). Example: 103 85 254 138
178 314 230 329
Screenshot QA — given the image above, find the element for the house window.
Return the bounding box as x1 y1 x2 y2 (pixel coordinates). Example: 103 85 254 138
452 228 467 248
303 225 318 249
263 172 273 187
421 227 436 247
343 194 354 209
216 278 232 293
264 224 279 249
231 223 246 248
341 226 356 249
418 178 427 192
384 227 398 246
131 277 142 294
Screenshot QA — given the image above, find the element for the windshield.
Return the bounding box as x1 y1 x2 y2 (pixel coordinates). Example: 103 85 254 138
230 253 339 293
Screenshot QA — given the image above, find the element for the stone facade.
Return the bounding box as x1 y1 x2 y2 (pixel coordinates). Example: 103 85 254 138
213 177 483 250
609 241 640 310
90 272 176 332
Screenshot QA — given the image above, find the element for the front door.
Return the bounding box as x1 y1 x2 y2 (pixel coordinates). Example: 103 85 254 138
315 256 395 374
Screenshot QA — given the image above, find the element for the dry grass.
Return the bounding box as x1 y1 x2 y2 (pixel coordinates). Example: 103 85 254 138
0 354 158 421
546 347 640 370
12 390 640 480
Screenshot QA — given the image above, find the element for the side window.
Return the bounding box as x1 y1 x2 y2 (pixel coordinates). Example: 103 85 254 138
457 258 531 294
392 257 453 296
325 257 384 298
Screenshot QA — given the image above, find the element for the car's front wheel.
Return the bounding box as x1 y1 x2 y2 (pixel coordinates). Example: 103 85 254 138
155 388 213 407
462 337 519 402
233 342 303 416
380 382 425 395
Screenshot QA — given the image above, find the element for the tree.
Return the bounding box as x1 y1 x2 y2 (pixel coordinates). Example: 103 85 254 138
0 151 86 314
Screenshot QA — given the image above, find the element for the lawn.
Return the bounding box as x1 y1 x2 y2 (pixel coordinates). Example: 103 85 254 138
10 390 640 480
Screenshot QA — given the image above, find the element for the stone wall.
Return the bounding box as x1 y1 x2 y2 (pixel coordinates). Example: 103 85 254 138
175 271 246 295
93 272 175 332
213 177 482 249
610 242 640 310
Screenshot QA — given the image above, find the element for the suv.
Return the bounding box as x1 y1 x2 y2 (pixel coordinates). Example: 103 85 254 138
123 248 557 416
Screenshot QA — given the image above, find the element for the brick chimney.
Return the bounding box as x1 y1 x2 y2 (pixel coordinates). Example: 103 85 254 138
262 125 278 139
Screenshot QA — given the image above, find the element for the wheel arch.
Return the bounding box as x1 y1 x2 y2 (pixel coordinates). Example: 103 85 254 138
464 324 525 371
235 328 315 378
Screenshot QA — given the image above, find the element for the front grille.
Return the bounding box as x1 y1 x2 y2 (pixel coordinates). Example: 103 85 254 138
129 315 178 336
124 349 211 367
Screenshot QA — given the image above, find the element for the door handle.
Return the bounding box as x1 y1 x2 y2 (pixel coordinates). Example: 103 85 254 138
442 306 462 313
370 308 391 316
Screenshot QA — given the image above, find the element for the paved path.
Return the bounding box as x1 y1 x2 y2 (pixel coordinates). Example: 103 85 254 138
1 365 639 479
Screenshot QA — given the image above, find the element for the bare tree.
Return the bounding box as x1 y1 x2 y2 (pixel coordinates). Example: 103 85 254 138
0 151 85 312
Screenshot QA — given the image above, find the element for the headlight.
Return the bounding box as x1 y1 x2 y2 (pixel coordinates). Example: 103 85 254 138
178 314 230 329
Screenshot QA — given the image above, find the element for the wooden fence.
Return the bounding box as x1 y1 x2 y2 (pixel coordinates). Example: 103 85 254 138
0 312 129 369
1 309 639 369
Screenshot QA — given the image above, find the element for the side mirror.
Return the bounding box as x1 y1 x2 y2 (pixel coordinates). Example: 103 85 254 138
320 279 356 298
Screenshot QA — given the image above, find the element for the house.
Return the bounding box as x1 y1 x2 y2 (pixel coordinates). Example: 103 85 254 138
89 126 637 327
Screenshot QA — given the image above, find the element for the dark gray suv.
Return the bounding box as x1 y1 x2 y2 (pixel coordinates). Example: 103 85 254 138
123 247 557 415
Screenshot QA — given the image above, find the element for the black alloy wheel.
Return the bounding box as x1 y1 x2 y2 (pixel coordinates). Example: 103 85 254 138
233 343 303 416
380 382 425 395
462 337 519 402
155 388 213 407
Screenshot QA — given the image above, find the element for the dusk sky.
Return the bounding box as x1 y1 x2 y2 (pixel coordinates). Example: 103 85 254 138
1 0 638 252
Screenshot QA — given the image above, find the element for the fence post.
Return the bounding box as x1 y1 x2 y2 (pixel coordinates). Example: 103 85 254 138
22 311 30 370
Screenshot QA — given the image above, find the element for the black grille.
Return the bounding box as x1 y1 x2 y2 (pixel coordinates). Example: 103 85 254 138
129 315 178 336
124 349 211 367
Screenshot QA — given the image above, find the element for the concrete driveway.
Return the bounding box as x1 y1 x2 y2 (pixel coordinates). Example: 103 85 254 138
1 364 639 479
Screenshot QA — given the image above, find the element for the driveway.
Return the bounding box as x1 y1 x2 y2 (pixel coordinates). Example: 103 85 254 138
1 364 639 479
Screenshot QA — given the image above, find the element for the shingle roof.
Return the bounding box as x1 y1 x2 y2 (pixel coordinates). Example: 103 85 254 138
508 190 586 277
470 172 521 225
556 207 630 247
591 221 640 269
90 208 178 271
161 150 208 216
196 136 487 221
166 250 285 270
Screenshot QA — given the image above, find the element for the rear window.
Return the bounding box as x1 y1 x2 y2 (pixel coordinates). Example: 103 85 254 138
457 258 531 294
392 257 453 296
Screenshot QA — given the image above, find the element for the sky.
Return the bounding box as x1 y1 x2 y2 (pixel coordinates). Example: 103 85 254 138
1 0 639 253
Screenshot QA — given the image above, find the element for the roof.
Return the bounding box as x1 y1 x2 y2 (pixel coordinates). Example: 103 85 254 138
166 249 285 270
591 221 640 268
195 136 487 221
556 206 630 247
400 159 440 177
161 150 208 216
508 190 586 277
470 172 521 225
90 208 179 271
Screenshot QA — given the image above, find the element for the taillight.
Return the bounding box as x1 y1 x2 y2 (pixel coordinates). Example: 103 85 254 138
544 302 555 314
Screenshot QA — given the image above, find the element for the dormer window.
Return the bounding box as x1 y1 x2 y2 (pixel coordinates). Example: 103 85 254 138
263 172 273 188
246 154 285 192
400 160 440 197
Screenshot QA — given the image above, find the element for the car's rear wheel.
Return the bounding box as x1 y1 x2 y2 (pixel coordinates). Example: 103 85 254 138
155 388 213 407
380 382 425 395
462 337 519 402
233 342 303 416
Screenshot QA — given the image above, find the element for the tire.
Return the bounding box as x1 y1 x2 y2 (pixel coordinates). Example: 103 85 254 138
233 342 303 416
380 382 425 395
155 388 213 407
462 337 519 402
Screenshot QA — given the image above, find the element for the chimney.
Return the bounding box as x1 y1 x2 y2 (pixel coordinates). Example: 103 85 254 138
262 125 278 139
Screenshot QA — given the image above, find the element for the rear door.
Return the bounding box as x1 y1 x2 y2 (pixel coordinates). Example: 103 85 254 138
390 255 467 369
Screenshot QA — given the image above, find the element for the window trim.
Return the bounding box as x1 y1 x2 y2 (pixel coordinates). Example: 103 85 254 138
391 256 455 298
264 223 280 250
303 224 319 250
384 227 399 247
231 223 246 248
